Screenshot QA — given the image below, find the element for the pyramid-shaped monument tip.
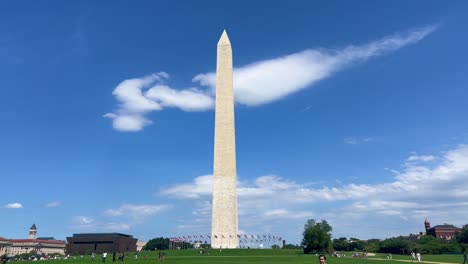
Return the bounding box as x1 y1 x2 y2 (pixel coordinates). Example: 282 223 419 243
218 30 231 45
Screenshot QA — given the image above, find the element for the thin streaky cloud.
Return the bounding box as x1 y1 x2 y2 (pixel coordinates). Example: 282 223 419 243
45 201 61 208
5 202 23 209
103 204 172 220
407 154 435 162
71 216 131 231
344 137 374 145
194 24 438 106
106 24 438 132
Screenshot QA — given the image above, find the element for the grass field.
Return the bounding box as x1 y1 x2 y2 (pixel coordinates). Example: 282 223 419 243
16 250 466 264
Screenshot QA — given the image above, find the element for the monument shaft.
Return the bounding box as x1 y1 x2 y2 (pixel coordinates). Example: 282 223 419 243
211 30 239 249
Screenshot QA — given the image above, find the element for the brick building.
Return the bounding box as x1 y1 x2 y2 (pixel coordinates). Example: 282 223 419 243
65 233 137 255
424 219 461 240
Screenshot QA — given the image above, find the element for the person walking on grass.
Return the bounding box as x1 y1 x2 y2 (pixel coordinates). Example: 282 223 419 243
463 250 467 264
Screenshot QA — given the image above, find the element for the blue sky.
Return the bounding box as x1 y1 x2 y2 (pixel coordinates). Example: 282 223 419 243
1 1 468 245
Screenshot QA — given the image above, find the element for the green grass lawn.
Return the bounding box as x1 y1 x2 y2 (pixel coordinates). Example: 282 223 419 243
17 250 466 264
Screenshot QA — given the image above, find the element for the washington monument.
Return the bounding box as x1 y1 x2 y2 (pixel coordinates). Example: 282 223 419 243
211 30 239 249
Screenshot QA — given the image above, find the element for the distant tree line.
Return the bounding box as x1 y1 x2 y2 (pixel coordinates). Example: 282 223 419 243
302 218 468 255
142 237 193 251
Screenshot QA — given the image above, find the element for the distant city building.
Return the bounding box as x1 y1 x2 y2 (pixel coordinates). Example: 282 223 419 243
0 237 12 255
65 233 137 254
424 219 461 240
0 224 65 256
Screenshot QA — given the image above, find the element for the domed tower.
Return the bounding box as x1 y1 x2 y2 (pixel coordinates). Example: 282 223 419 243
424 219 430 232
29 224 37 239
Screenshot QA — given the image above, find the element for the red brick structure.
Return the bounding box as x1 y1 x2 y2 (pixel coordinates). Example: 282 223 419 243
424 220 461 240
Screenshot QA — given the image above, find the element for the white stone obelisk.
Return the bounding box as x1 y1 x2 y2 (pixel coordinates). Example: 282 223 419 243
211 30 239 249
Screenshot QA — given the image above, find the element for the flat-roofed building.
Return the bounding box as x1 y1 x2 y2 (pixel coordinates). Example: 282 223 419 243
65 233 137 254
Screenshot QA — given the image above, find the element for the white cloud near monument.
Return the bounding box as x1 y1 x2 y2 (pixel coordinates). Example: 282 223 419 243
160 144 468 237
104 72 213 132
106 24 438 132
197 24 438 105
161 174 213 199
264 209 314 219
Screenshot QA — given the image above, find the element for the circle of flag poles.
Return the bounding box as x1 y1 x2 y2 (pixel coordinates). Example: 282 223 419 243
168 234 284 249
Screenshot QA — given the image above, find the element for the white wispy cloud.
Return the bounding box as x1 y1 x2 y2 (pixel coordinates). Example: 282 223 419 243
146 85 214 111
72 216 131 231
161 144 468 238
5 202 23 209
161 175 213 199
73 216 95 228
194 24 438 106
70 204 171 233
407 154 435 162
344 137 374 145
45 201 61 208
103 204 171 220
106 25 438 132
264 209 314 219
104 73 214 132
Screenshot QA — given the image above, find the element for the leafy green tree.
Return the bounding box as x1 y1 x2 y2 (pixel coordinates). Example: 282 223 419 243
379 237 411 254
302 219 332 254
143 237 170 251
419 235 437 244
283 244 302 249
332 237 348 251
457 225 468 244
365 239 381 252
349 240 366 251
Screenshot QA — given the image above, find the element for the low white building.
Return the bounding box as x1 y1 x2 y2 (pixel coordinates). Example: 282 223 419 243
0 224 65 257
